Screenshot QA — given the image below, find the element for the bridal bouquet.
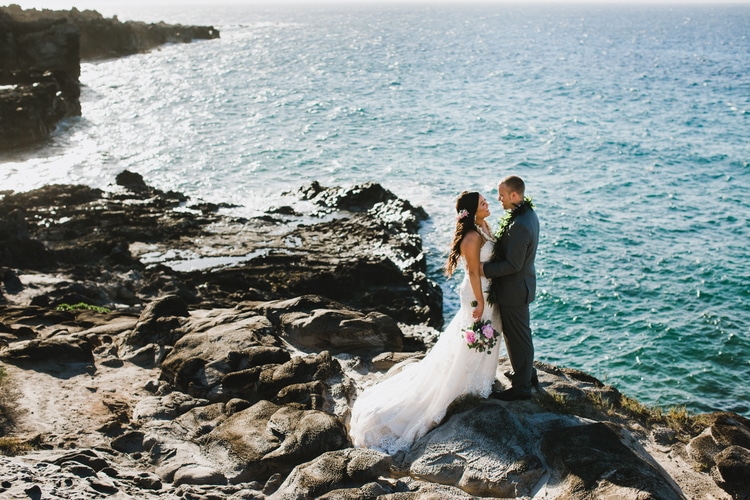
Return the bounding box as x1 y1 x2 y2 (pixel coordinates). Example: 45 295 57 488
464 301 500 354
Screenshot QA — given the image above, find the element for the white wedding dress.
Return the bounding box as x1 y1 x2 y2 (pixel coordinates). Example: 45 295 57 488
349 238 501 454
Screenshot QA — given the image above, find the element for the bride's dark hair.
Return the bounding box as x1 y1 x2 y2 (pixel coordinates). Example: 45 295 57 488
444 191 480 276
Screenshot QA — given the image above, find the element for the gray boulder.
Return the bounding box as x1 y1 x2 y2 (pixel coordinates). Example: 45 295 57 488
402 400 545 498
0 334 94 365
270 448 392 499
280 308 403 354
159 311 279 398
204 400 349 484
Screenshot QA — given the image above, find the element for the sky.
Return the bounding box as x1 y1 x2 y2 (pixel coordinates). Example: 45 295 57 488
7 0 750 8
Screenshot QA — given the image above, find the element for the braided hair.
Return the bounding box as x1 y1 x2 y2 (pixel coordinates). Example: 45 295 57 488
444 191 480 276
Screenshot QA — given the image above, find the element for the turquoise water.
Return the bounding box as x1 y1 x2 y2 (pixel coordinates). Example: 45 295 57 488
2 3 748 416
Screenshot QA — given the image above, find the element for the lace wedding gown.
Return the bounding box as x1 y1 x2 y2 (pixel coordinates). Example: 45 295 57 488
349 238 501 454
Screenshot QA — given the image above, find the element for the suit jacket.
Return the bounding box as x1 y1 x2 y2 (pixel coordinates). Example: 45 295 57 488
484 205 539 306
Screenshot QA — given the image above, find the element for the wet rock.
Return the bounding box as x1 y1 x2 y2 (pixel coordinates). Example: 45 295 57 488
116 170 150 192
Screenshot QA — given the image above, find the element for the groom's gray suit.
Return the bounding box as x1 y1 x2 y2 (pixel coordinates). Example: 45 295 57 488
484 203 539 394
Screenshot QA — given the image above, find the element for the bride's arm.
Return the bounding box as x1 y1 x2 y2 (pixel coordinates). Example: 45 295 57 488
460 231 484 321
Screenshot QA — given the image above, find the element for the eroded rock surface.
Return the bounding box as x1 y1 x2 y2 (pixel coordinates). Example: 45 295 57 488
1 176 749 500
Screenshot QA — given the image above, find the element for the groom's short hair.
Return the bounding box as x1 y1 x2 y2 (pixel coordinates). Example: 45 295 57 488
501 175 525 196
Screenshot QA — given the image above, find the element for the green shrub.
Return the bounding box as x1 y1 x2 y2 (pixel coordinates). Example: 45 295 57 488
55 302 111 313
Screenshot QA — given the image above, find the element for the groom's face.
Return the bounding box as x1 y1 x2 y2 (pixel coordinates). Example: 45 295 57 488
497 183 516 210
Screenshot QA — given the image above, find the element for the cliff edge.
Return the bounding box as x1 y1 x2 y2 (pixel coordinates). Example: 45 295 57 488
0 5 219 151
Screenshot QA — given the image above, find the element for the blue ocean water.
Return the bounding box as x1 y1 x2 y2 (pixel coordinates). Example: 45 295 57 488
2 3 748 416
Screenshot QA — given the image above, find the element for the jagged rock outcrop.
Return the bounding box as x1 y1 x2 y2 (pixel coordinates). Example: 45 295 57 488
0 69 81 150
0 173 442 326
1 176 749 500
0 5 219 151
1 5 220 61
0 8 80 78
0 8 81 149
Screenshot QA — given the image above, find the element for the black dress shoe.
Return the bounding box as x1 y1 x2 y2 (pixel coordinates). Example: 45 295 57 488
503 370 539 388
489 388 532 401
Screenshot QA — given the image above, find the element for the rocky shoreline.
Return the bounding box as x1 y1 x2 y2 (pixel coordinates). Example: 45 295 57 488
0 5 219 151
1 175 749 499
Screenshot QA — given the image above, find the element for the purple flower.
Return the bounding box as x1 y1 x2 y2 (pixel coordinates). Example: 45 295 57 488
481 324 495 339
464 330 477 344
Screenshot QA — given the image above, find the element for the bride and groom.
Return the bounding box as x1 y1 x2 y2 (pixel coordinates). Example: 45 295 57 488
349 175 540 454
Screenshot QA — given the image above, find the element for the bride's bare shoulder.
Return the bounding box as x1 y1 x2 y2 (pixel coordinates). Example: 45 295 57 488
460 230 482 252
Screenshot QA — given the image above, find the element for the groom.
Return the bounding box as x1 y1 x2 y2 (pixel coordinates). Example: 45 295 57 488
483 175 540 401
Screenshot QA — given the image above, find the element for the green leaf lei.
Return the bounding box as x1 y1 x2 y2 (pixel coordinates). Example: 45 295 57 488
494 196 534 240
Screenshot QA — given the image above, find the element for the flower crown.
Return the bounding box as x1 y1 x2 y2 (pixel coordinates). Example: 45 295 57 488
456 209 470 221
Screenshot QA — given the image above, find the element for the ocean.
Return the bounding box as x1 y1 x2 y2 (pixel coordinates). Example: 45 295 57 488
2 2 748 417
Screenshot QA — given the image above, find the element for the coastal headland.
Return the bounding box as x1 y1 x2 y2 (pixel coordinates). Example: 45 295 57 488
0 4 219 151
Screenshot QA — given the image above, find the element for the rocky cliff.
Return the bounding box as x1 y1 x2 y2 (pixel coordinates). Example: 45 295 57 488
0 5 219 151
1 175 748 500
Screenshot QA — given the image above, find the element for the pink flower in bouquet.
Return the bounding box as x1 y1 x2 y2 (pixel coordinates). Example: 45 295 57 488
464 330 477 344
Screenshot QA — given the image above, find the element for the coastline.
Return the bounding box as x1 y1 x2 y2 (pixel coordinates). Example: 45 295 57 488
1 174 748 499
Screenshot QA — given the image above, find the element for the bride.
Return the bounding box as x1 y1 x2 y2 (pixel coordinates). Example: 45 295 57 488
349 191 501 454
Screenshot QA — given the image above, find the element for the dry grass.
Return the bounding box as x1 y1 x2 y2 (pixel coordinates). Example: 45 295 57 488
0 365 9 430
537 390 571 415
533 382 711 442
583 388 711 440
0 437 32 456
0 366 38 456
0 365 20 438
